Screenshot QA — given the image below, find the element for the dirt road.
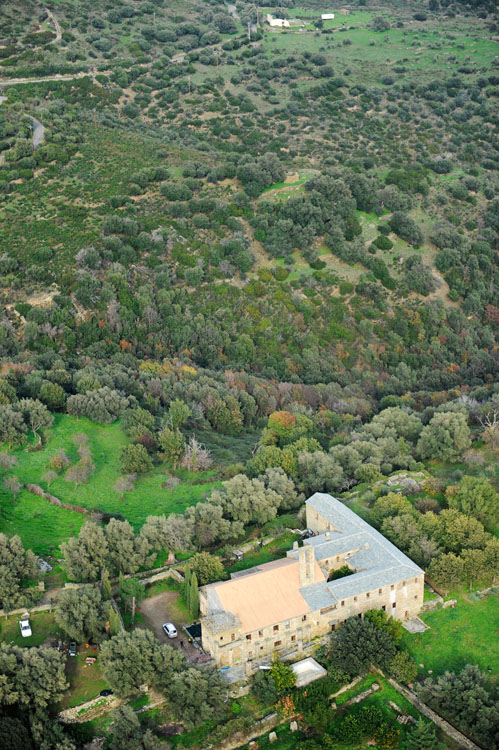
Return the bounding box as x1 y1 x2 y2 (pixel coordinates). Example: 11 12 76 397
139 591 208 663
45 8 62 43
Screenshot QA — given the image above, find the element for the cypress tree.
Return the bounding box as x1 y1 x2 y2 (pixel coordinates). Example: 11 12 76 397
184 562 191 611
190 572 199 620
101 568 111 600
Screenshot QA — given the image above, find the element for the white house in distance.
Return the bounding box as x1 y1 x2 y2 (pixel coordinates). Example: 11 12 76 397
266 14 290 28
322 13 335 20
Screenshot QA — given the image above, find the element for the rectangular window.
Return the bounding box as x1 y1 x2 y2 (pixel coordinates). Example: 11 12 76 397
258 630 263 637
392 602 396 608
378 588 382 594
391 584 394 590
246 634 252 641
302 615 307 622
274 640 281 647
291 635 296 642
341 600 345 606
273 625 279 632
231 633 235 641
353 596 357 602
366 592 370 598
382 605 386 611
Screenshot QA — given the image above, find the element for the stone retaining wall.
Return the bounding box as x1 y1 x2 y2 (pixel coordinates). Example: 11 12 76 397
387 677 482 750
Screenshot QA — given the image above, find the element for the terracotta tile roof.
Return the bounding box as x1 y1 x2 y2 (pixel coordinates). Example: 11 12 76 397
210 557 325 634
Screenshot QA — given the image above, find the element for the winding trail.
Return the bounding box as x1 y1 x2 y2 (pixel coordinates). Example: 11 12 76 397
45 8 62 43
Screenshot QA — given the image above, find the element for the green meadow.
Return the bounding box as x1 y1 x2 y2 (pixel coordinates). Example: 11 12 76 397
1 415 221 553
401 592 499 681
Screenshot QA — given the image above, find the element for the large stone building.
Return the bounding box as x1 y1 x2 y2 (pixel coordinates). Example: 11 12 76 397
200 493 424 668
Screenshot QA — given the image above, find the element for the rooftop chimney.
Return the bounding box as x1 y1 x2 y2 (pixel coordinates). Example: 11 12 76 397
299 545 315 586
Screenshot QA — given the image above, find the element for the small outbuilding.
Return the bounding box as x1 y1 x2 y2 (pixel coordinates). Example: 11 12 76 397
321 14 335 20
291 657 328 688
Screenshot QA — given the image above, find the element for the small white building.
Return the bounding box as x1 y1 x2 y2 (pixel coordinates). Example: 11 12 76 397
321 14 335 20
266 14 290 28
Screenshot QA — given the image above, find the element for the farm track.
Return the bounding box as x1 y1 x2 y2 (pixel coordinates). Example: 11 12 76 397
45 8 62 43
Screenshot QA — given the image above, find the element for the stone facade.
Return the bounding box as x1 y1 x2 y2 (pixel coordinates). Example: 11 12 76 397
200 493 424 668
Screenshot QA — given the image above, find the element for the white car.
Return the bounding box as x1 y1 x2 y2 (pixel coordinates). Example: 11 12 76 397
19 619 32 638
162 622 177 638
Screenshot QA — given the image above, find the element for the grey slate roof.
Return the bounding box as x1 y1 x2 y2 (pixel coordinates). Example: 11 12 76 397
304 493 424 609
203 611 240 634
299 581 337 610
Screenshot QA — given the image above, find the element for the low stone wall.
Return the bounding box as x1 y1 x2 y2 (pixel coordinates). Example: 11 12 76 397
421 597 443 612
24 483 101 519
0 602 53 619
216 713 299 750
387 677 482 750
59 694 123 724
329 676 362 700
339 681 379 708
138 567 184 586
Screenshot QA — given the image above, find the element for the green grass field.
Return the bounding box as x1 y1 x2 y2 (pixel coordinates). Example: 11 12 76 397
59 646 109 709
262 20 496 84
1 415 221 553
0 485 85 556
402 592 499 682
0 610 64 648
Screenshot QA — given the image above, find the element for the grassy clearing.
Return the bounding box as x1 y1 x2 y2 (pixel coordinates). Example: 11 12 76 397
262 20 496 84
0 610 64 648
59 645 109 709
335 674 419 719
7 415 220 534
0 485 85 556
401 591 499 682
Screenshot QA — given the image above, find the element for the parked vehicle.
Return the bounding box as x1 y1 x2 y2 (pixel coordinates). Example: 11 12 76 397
99 689 114 697
19 618 32 638
68 641 77 656
162 622 177 638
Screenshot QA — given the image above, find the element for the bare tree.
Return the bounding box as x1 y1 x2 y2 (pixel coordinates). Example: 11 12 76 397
72 432 89 448
65 457 95 489
180 436 212 472
77 445 93 459
0 452 18 471
4 475 21 500
42 469 58 488
49 450 70 472
114 474 136 499
479 410 499 451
